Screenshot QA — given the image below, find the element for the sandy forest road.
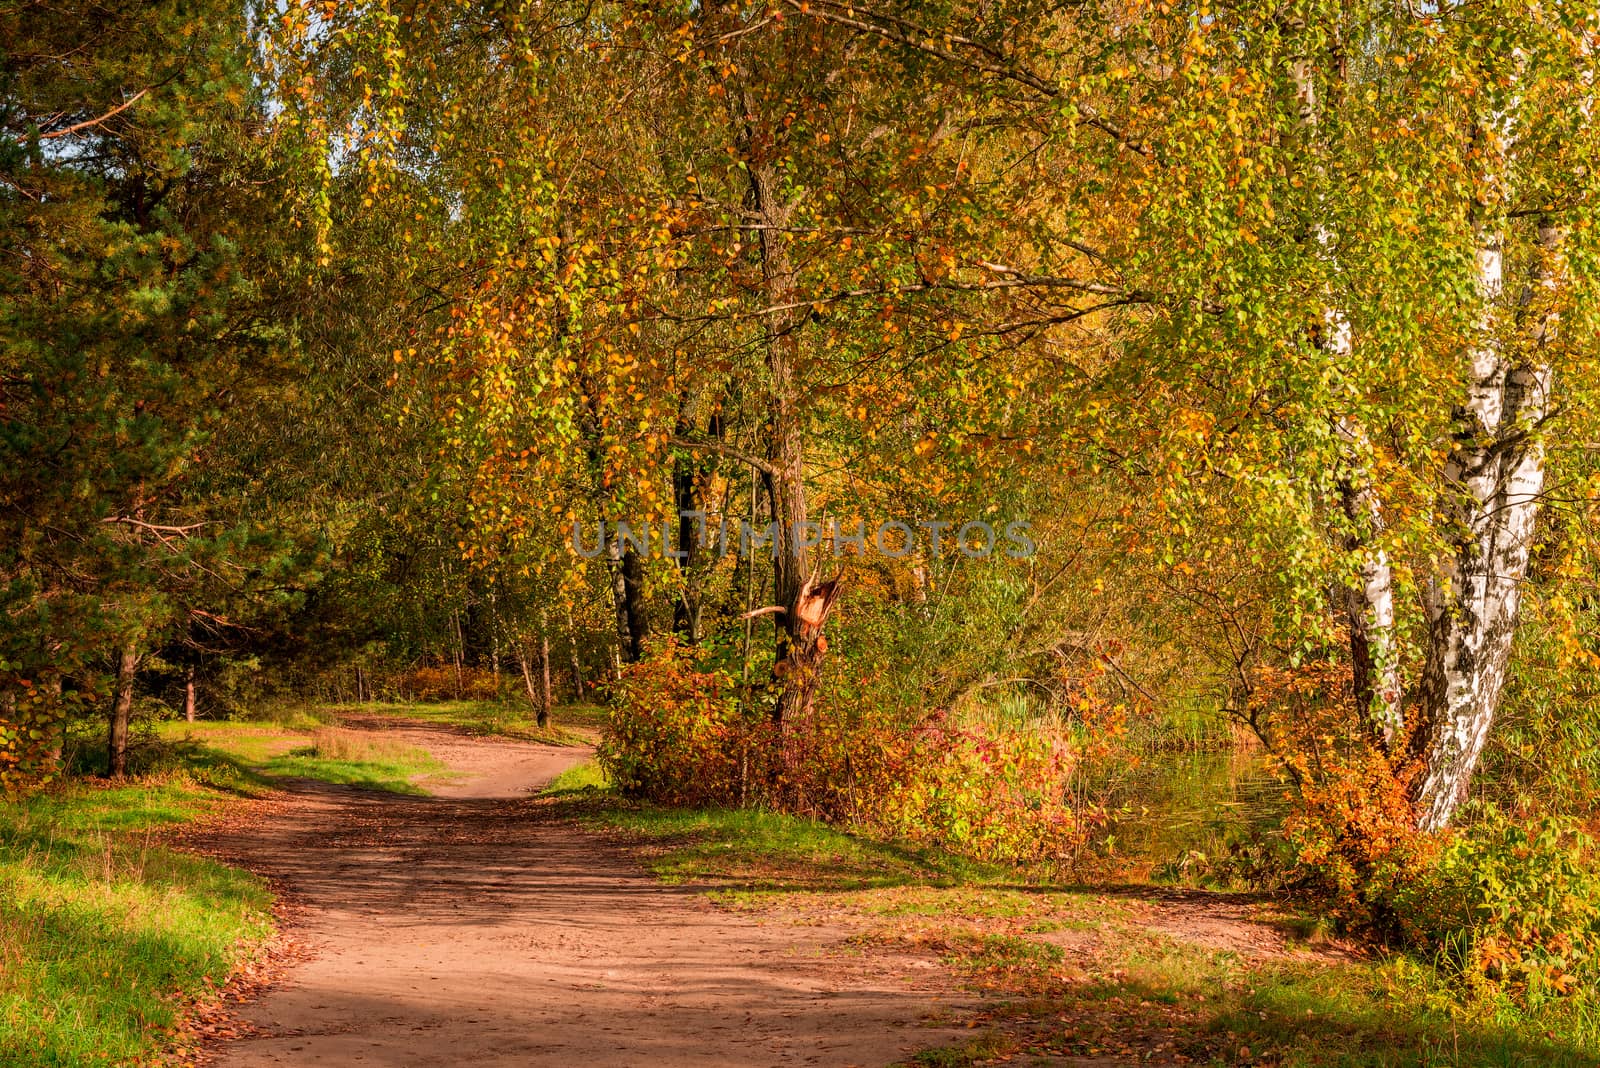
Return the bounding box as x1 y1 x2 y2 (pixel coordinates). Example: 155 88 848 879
190 718 968 1067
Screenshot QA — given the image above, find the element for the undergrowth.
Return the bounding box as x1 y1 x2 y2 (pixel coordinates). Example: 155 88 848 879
332 700 602 745
575 787 1600 1066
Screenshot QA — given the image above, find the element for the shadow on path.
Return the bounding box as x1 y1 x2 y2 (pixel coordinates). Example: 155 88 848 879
191 739 970 1067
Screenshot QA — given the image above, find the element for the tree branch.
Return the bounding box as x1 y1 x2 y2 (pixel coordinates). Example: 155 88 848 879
30 88 148 142
669 436 779 478
779 0 1153 157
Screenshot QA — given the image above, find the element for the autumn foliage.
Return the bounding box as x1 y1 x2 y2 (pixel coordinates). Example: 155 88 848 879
0 672 67 793
1253 657 1600 1013
400 665 501 703
1249 658 1431 919
599 642 1087 869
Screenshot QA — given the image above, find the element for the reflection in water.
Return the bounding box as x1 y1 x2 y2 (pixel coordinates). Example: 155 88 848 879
1093 745 1289 881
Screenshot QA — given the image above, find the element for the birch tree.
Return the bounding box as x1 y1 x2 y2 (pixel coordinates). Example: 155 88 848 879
1410 16 1593 826
786 0 1600 828
260 0 1597 828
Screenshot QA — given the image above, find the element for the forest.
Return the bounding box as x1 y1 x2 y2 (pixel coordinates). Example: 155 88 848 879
3 0 1600 1065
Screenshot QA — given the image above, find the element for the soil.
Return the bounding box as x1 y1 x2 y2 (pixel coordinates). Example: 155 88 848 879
189 721 970 1067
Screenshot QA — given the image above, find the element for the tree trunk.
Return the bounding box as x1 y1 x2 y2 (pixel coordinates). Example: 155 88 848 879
672 410 721 644
184 663 197 723
537 612 553 729
107 644 138 778
1337 437 1403 746
1292 38 1403 745
489 583 501 683
671 446 702 642
772 574 843 731
732 87 841 745
739 464 759 687
565 606 585 702
451 609 465 699
45 674 64 765
602 537 648 663
1412 218 1560 831
607 542 631 657
517 645 538 708
557 201 649 670
621 547 647 661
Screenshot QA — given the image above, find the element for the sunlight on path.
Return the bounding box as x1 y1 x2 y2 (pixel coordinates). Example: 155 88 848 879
197 725 967 1067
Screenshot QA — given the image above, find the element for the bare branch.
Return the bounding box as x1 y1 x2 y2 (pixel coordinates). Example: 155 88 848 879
669 436 779 478
28 88 149 142
101 515 206 535
779 0 1153 157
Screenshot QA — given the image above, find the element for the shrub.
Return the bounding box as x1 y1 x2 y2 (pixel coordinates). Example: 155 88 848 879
597 643 761 807
1281 743 1434 931
599 642 1088 870
1260 659 1600 1015
400 663 500 702
878 715 1084 866
1246 658 1420 917
1397 806 1600 1008
0 671 80 793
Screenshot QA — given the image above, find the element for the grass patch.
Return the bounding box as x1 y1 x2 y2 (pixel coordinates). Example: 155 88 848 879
231 703 338 732
9 713 451 1063
156 722 446 795
261 727 447 795
590 802 1012 892
1034 934 1597 1066
894 914 1600 1066
330 700 601 745
0 766 273 1066
150 721 299 765
541 758 609 796
571 792 1599 1066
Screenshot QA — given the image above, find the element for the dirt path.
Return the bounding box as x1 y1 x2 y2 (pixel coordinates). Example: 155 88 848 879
195 722 966 1067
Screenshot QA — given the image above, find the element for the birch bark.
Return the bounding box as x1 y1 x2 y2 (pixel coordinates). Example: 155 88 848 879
1292 43 1403 743
1413 216 1560 830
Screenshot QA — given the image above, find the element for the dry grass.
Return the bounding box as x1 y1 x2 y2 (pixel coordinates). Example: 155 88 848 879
303 727 428 763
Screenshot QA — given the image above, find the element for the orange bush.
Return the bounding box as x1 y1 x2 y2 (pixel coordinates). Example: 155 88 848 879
597 642 763 806
1247 657 1432 926
400 664 500 702
599 642 1089 870
877 715 1085 866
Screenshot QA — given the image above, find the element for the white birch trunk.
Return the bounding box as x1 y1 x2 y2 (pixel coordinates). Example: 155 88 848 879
1414 217 1560 831
1293 47 1403 742
1335 439 1403 747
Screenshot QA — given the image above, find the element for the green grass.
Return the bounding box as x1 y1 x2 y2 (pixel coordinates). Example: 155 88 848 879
150 721 298 764
227 703 338 732
891 900 1600 1067
0 766 273 1066
1043 934 1598 1067
0 711 459 1065
156 721 448 795
260 727 448 794
589 802 1011 891
894 920 1600 1067
567 789 1600 1067
328 700 602 745
541 758 609 796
